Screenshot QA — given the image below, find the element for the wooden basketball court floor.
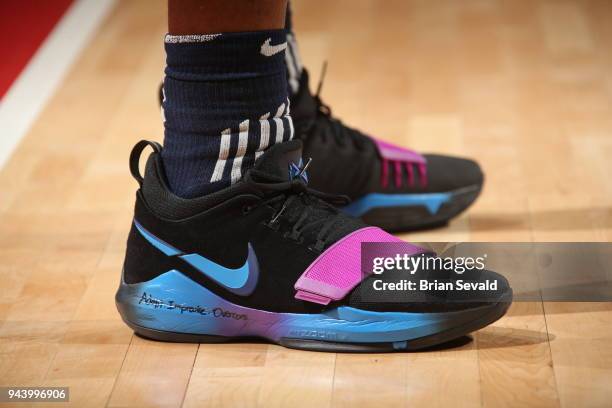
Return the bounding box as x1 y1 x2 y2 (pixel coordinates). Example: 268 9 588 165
1 0 611 406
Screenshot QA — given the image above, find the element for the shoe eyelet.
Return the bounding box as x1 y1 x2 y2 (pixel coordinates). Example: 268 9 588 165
242 205 252 215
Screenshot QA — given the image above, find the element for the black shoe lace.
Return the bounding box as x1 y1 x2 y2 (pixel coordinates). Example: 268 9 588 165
297 64 429 190
243 163 350 252
303 62 368 151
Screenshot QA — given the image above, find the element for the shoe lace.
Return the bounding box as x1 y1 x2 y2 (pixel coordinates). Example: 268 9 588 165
303 64 427 189
303 62 368 151
244 161 350 252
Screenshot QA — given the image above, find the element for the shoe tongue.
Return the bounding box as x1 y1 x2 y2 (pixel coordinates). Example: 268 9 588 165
253 139 304 181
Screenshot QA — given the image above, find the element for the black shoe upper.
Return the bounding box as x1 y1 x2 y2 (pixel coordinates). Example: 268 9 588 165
290 70 484 199
123 140 508 315
126 140 365 313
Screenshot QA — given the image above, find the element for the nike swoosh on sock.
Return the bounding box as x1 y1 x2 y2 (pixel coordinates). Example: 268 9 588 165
260 38 287 56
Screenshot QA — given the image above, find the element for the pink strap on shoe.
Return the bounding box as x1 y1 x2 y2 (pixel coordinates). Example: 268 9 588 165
374 138 426 165
294 227 426 305
373 137 428 188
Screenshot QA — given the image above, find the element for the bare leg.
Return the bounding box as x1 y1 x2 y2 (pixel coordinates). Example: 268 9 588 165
168 0 287 34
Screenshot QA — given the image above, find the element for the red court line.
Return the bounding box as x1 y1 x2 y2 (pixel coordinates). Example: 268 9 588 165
0 0 74 99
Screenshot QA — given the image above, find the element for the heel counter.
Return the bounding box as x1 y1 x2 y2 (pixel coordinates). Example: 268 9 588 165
122 221 145 284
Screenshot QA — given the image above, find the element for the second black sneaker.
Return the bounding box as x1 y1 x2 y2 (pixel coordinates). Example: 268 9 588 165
290 69 484 231
158 76 483 232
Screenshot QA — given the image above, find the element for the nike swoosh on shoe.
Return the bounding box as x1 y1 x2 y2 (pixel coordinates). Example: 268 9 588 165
134 220 259 296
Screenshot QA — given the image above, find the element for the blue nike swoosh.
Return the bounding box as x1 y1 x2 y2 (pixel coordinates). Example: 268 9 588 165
134 220 259 296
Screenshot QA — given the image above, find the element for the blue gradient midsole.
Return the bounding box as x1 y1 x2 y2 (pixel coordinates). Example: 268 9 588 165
116 270 492 345
342 192 453 217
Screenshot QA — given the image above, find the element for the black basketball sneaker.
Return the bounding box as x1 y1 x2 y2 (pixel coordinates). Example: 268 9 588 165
116 139 511 352
290 69 484 231
158 70 483 231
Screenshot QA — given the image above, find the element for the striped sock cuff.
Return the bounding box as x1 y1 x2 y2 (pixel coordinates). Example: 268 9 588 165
161 30 293 198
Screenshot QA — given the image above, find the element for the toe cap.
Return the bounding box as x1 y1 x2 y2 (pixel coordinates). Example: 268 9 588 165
423 154 484 192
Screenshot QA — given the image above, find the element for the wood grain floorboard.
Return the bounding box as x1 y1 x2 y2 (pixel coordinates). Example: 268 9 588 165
0 0 611 407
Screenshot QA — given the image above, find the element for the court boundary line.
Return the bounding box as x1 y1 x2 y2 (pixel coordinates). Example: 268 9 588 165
0 0 116 169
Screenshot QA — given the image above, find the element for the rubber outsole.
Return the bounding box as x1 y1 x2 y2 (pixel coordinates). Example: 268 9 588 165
361 184 482 232
122 290 511 353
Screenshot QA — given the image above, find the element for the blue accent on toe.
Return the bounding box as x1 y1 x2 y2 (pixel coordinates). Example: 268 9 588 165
134 220 182 256
343 192 453 217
